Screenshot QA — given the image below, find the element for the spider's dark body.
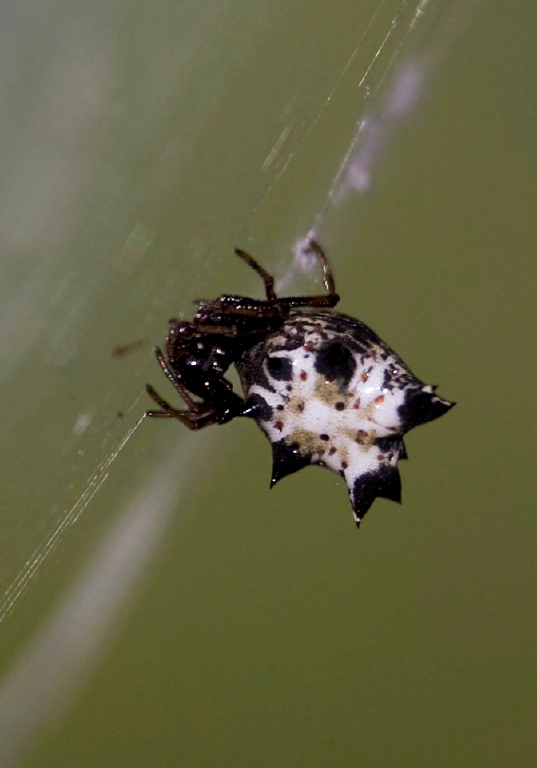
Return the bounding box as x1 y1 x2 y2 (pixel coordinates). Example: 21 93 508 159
146 242 454 526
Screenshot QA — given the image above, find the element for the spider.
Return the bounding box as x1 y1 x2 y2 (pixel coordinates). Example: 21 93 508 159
145 241 338 429
146 241 453 526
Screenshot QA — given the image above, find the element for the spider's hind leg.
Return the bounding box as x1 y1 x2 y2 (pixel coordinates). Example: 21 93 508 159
304 239 337 298
234 248 277 301
277 239 340 310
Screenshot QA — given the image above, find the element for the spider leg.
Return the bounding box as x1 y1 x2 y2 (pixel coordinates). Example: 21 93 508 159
305 240 337 297
234 241 338 307
145 384 219 429
153 346 202 411
278 240 340 309
148 347 245 428
279 294 340 309
234 248 277 302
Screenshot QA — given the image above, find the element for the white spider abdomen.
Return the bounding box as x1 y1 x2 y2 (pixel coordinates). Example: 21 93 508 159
237 309 453 526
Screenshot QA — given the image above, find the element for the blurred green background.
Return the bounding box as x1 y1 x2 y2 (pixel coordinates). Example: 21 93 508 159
0 0 535 766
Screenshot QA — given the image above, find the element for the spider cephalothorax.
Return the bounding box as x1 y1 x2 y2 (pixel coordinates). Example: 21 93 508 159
146 242 454 526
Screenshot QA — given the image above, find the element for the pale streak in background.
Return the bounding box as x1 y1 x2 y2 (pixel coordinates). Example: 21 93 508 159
283 0 480 291
0 441 192 767
0 1 480 765
328 0 477 204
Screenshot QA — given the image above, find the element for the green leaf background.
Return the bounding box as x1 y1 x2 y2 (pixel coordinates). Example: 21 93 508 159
0 1 534 766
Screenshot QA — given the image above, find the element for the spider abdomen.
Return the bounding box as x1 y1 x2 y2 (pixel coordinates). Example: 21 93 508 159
237 309 453 526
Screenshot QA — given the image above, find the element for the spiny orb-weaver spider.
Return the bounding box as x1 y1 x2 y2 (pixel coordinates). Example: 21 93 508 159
146 241 454 527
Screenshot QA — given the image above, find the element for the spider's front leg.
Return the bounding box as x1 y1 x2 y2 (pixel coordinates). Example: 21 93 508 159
152 346 203 412
145 346 244 429
145 383 220 430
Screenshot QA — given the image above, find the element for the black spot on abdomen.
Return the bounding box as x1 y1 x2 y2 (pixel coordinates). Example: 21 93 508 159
314 342 356 387
266 356 293 381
